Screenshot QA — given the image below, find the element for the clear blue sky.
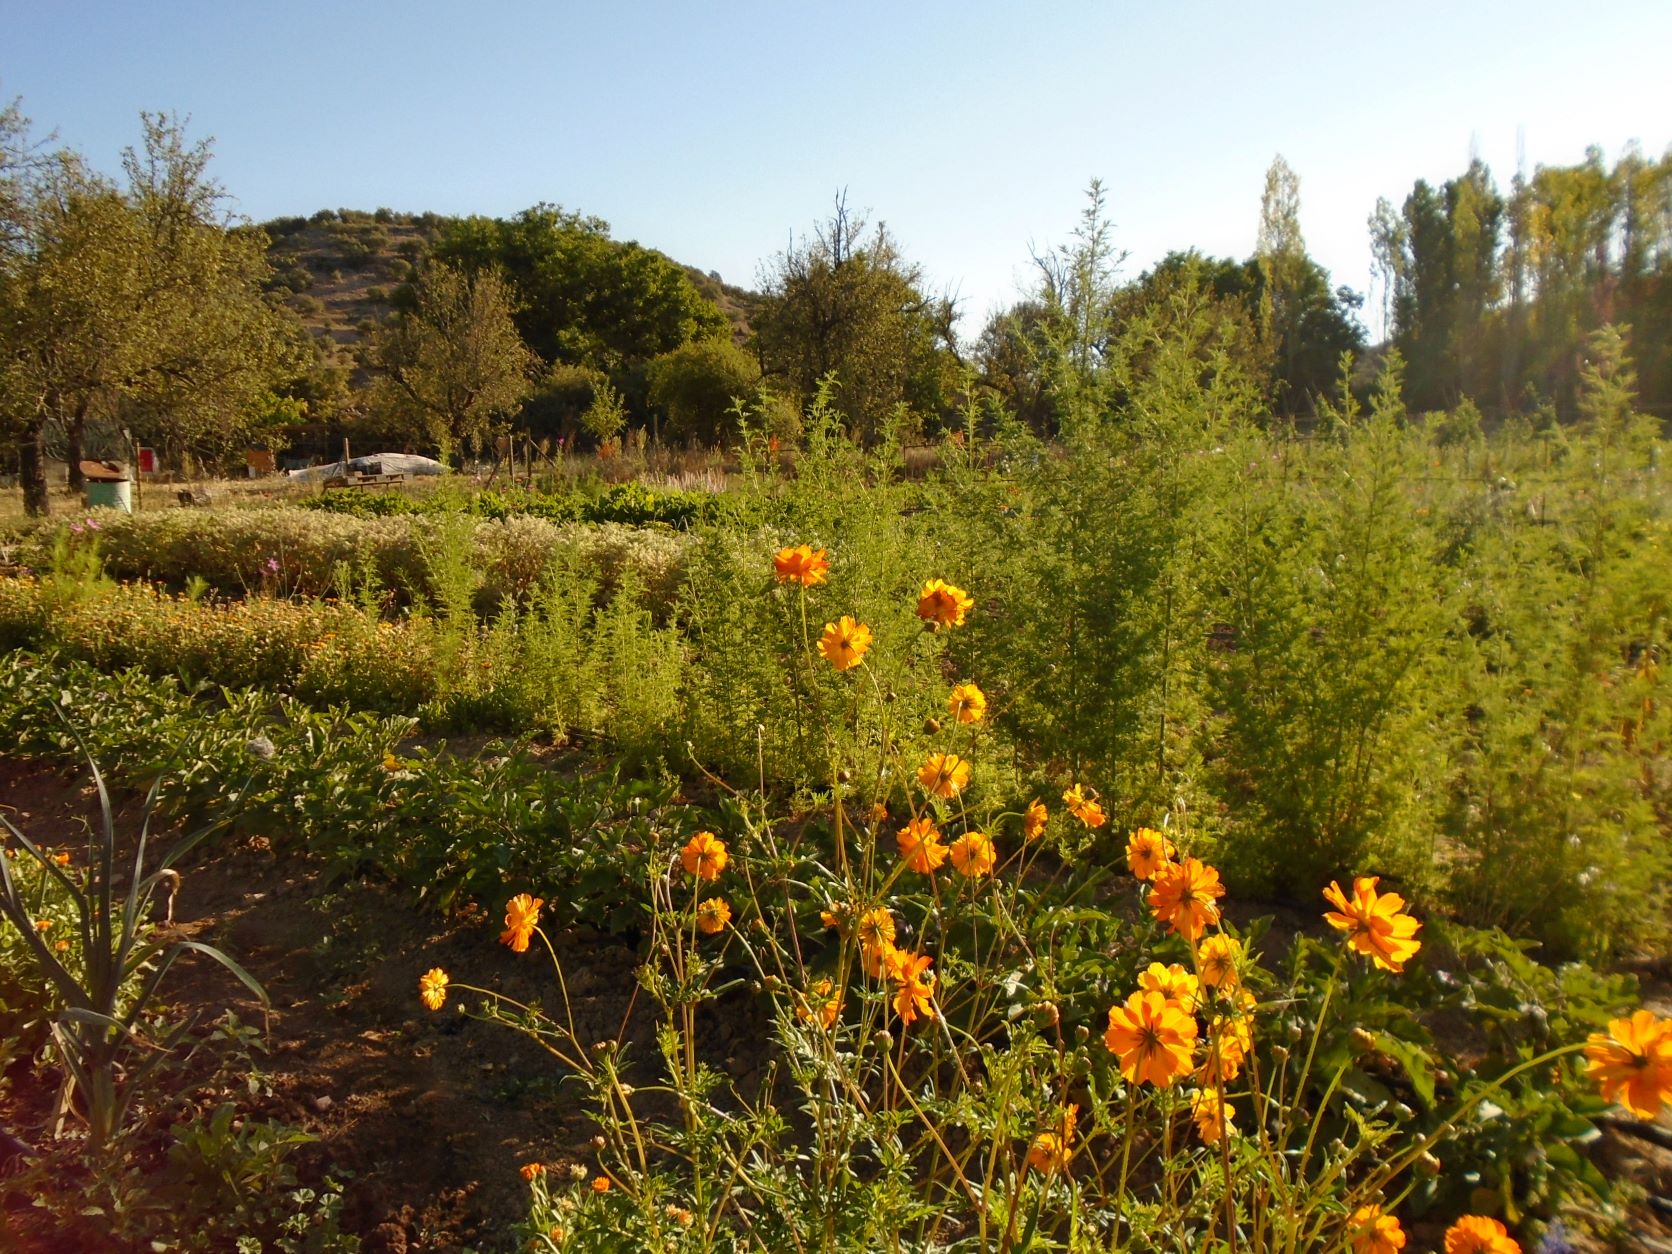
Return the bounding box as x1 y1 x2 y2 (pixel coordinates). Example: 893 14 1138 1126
5 1 1669 339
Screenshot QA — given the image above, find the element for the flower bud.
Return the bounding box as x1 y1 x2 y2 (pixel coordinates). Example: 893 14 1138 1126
1074 1024 1090 1044
872 1029 893 1049
591 1135 606 1150
922 718 942 735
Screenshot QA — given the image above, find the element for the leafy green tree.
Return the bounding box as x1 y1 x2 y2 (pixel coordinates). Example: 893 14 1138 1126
1254 156 1364 413
646 336 761 445
755 195 959 441
372 260 534 459
1 110 298 513
432 204 727 373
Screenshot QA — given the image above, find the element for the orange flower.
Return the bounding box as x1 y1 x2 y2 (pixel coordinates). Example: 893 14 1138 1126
1201 990 1257 1082
918 753 971 799
773 544 830 587
860 936 901 980
1323 877 1423 974
51 851 71 867
1443 1216 1521 1254
381 751 402 772
856 907 896 950
1584 1009 1672 1118
1149 858 1225 942
591 1176 611 1194
817 616 872 671
1103 989 1198 1086
948 831 996 879
53 939 70 953
869 802 889 825
1190 1088 1236 1144
33 918 50 932
1025 1104 1078 1174
947 682 987 724
520 1161 545 1181
681 831 729 881
1061 784 1107 829
796 978 844 1029
1138 961 1200 1008
897 817 949 874
695 897 732 935
499 893 544 953
1125 827 1175 880
1022 799 1048 842
1198 934 1242 989
1347 1204 1406 1254
916 579 973 629
419 967 449 1011
891 951 936 1026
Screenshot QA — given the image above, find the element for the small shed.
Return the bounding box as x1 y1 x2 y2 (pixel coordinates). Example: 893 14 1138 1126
80 460 133 513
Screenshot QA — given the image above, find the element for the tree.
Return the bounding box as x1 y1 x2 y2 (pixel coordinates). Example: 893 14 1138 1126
372 260 534 458
1254 156 1363 414
755 194 960 441
647 337 761 445
1 110 302 513
432 204 727 372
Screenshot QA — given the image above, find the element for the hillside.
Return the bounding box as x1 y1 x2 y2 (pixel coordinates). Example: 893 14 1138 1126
255 209 762 393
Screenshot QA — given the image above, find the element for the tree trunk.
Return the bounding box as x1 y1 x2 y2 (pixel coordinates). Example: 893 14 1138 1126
66 405 87 490
18 421 50 517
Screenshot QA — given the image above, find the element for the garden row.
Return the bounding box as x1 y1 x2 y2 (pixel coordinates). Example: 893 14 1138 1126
0 637 1651 1249
3 347 1668 962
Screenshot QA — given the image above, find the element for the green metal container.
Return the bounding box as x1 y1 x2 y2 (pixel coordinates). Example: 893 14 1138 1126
85 478 133 512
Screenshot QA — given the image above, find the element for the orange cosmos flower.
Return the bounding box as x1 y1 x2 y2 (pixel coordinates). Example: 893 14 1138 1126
499 893 544 953
1125 826 1175 880
947 682 987 724
695 897 732 934
949 831 996 879
1584 1009 1672 1118
1061 784 1107 829
1198 933 1243 989
1443 1216 1521 1254
861 937 901 979
856 906 896 950
918 753 971 799
1025 1104 1078 1174
1347 1205 1406 1254
1022 799 1048 841
419 967 449 1011
818 616 872 671
891 951 936 1026
773 544 829 587
1138 961 1200 1009
916 578 973 629
33 918 50 932
897 817 949 873
1323 877 1423 974
681 831 729 881
54 939 70 953
51 851 71 867
1149 858 1225 942
1103 989 1199 1086
1191 1088 1236 1144
796 978 843 1029
1202 990 1257 1082
520 1162 546 1181
591 1176 611 1194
